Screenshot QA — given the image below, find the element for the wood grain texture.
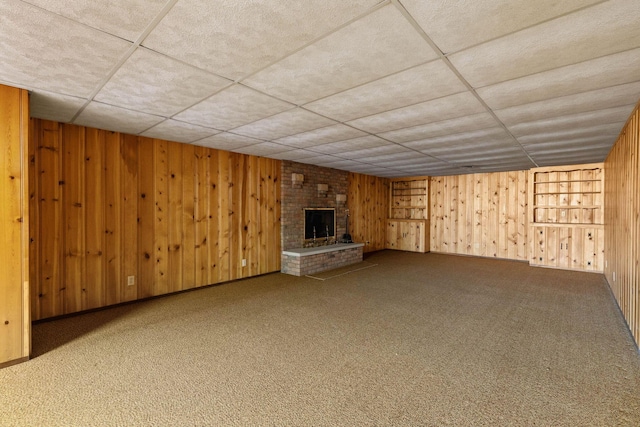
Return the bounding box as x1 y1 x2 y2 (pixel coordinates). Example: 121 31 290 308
386 177 429 253
430 171 528 261
528 163 604 272
347 172 389 252
29 119 281 321
604 102 640 348
0 85 29 364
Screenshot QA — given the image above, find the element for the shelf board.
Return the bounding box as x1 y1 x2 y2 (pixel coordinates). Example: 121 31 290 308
534 205 601 209
531 222 604 228
533 191 600 195
533 179 600 184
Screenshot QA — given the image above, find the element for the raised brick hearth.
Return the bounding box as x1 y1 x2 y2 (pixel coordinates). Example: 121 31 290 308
281 243 364 276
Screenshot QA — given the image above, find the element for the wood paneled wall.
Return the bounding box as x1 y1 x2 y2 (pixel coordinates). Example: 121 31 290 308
0 85 30 366
29 119 281 321
604 103 640 347
430 171 528 261
347 172 389 252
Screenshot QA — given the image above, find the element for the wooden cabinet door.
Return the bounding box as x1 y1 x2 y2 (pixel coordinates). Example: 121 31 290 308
386 220 399 249
558 227 572 270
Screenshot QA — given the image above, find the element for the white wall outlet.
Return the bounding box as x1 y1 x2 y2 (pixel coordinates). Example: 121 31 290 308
242 259 247 267
127 276 135 286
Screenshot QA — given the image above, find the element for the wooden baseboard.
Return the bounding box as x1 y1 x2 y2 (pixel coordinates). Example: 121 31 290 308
0 356 29 370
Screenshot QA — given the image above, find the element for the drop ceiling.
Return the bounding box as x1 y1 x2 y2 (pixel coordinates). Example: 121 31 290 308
2 0 640 177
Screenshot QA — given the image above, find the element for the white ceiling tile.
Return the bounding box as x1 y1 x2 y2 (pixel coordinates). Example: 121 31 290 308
244 4 437 104
426 144 526 161
309 136 389 155
508 105 636 137
195 133 263 151
347 91 486 134
304 60 466 121
29 90 86 123
358 152 421 163
142 0 382 80
274 124 367 148
402 0 601 54
523 137 615 154
232 142 291 156
379 113 498 143
441 150 531 163
495 81 640 125
0 1 132 97
449 1 640 87
21 0 167 41
340 143 413 159
379 158 427 167
231 108 337 140
73 102 164 134
532 149 611 166
478 48 640 110
140 119 220 143
516 122 624 146
95 48 231 117
402 127 513 151
295 154 345 165
314 159 366 169
270 149 323 161
173 84 294 131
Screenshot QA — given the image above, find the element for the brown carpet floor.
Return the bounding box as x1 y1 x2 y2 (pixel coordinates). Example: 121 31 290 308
1 251 639 426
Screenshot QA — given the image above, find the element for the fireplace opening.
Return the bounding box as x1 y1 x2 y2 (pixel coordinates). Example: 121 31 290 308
304 208 335 241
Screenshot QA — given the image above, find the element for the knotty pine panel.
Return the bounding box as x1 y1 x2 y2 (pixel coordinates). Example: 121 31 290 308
347 172 389 252
604 102 640 348
0 85 30 365
29 118 281 321
430 171 528 261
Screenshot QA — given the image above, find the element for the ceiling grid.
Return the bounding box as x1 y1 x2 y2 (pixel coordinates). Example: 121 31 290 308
3 0 639 176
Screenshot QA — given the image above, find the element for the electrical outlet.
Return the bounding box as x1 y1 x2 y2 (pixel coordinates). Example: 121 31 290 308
127 276 135 286
242 259 247 267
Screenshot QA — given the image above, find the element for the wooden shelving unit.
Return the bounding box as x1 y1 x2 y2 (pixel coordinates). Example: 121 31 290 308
386 177 429 253
528 163 604 272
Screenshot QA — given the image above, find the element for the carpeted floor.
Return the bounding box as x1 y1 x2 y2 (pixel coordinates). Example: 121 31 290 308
1 251 639 426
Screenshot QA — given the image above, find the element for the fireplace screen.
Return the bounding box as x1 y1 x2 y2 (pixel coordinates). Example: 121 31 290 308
304 208 335 240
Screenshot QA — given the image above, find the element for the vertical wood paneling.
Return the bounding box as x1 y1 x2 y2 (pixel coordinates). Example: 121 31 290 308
217 150 230 283
84 128 105 309
0 85 29 365
153 139 169 296
29 119 281 321
193 146 208 287
347 172 389 252
137 137 155 299
208 149 220 284
181 144 196 290
62 125 84 314
104 131 121 306
167 141 183 293
121 135 138 302
430 171 529 261
605 102 640 348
